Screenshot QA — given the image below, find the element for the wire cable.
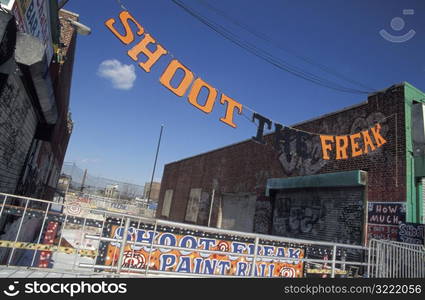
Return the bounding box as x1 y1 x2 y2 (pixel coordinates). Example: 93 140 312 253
172 0 372 94
197 0 377 92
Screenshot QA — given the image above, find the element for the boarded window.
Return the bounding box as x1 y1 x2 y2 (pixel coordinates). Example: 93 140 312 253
185 188 202 222
161 189 173 217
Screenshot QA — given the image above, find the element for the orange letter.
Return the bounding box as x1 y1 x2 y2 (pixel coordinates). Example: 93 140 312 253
105 11 144 45
320 135 334 160
128 33 167 72
370 123 387 147
335 135 349 160
160 59 194 97
362 130 376 153
219 94 242 128
350 133 363 157
188 78 217 114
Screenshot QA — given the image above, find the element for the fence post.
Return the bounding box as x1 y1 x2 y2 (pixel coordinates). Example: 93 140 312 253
116 217 131 275
145 220 158 276
250 237 259 277
331 245 337 278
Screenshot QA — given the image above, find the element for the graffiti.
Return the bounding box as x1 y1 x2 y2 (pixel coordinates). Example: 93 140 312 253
277 128 327 176
101 224 305 277
280 267 296 278
350 113 389 163
337 203 363 243
276 112 388 176
122 251 146 269
273 196 328 235
272 188 364 245
367 224 398 241
367 202 405 225
398 223 424 245
66 202 82 216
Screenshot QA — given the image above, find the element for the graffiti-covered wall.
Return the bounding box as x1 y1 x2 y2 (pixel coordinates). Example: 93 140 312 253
272 187 365 245
0 75 38 194
157 84 406 244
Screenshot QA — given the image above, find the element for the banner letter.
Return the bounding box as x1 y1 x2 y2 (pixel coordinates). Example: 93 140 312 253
219 94 242 128
128 33 167 72
160 59 194 96
370 123 387 147
252 113 271 144
105 11 144 45
188 78 217 113
335 135 349 160
320 135 334 160
350 133 363 157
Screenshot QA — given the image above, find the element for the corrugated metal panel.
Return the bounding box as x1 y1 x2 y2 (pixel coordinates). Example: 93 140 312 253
423 178 425 224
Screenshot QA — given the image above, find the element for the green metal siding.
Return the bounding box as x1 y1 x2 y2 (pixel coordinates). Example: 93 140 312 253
266 170 367 196
404 82 425 223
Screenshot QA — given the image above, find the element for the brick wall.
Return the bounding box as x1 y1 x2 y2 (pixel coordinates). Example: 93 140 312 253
157 84 406 241
0 74 38 194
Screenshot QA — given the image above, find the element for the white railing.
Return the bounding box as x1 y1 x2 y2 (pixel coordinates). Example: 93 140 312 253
367 239 425 278
0 192 369 277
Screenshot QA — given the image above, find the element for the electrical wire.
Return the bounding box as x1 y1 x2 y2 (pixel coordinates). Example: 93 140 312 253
172 0 372 94
197 0 377 92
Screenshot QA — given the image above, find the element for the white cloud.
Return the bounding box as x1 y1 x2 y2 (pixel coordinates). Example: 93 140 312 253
97 59 137 90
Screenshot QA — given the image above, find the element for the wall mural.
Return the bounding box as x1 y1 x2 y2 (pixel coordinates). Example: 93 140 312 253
274 112 390 176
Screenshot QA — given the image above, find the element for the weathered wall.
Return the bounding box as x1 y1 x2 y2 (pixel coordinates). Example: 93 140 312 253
157 84 406 243
272 187 365 244
0 74 38 194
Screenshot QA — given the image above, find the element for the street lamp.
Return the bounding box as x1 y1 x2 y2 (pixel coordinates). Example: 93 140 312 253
61 17 92 36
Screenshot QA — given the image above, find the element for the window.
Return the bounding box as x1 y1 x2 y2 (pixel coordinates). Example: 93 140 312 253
161 189 173 217
185 188 202 223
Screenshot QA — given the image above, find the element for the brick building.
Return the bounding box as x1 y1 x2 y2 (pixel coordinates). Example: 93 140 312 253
0 3 78 201
0 2 82 255
157 83 425 245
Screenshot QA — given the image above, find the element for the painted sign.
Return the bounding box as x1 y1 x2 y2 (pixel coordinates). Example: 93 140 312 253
101 224 304 277
367 202 405 226
367 224 399 241
398 222 424 245
19 0 53 64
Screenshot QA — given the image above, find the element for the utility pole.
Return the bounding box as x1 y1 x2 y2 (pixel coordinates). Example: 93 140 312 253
147 124 164 207
80 169 87 193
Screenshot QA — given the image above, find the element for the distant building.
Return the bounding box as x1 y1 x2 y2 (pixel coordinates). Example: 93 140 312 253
57 174 71 192
144 182 161 202
105 184 119 199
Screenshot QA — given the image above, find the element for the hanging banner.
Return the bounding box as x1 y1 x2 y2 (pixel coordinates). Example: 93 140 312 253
105 11 243 129
105 10 388 161
99 223 305 277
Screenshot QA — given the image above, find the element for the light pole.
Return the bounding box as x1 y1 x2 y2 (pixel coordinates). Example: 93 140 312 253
147 124 164 208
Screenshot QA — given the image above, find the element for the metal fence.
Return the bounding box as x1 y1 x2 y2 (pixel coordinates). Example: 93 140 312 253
0 192 370 278
367 239 425 278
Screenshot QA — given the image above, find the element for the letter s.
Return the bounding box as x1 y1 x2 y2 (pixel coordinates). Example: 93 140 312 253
105 11 144 45
118 283 127 294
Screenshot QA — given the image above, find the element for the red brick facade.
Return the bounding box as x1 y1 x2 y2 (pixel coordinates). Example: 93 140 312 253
157 84 406 243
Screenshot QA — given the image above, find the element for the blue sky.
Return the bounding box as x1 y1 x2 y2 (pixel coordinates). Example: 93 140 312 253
63 0 425 185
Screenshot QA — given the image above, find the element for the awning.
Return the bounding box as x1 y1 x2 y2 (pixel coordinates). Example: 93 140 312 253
266 170 368 196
